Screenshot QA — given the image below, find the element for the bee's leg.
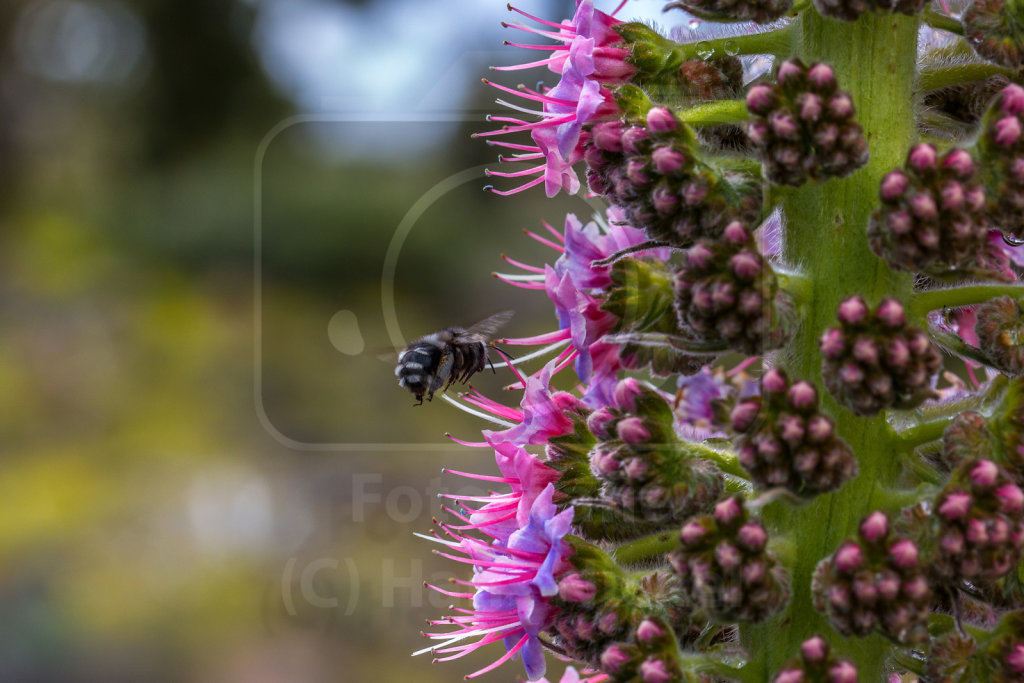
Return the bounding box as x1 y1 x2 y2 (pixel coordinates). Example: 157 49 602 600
489 344 514 373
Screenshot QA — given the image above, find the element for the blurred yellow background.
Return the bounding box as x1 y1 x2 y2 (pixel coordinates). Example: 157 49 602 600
0 1 666 681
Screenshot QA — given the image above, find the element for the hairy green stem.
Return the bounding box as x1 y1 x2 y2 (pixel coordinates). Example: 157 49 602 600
909 283 1024 318
678 654 760 682
611 530 677 565
896 417 952 451
874 485 938 511
776 270 814 306
928 324 995 366
688 442 749 480
676 99 750 126
920 8 965 36
740 11 921 678
917 61 1014 91
673 24 796 62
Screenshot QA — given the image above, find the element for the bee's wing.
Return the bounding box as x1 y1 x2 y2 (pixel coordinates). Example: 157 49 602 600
460 310 514 342
376 347 406 364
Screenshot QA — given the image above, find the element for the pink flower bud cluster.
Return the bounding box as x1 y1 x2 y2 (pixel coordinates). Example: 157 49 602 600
925 610 1024 681
746 58 868 187
665 0 793 25
673 221 791 355
730 367 858 496
584 107 761 247
964 0 1024 69
811 512 932 644
669 495 791 623
553 561 696 681
820 296 942 416
930 458 1024 585
990 613 1024 681
939 387 1024 489
772 635 859 683
868 143 989 274
587 379 724 531
923 630 977 682
592 616 687 683
942 410 1001 473
975 295 1024 376
553 569 630 666
980 83 1024 240
813 0 925 23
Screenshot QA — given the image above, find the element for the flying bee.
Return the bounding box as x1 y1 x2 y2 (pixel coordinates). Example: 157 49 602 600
395 311 514 405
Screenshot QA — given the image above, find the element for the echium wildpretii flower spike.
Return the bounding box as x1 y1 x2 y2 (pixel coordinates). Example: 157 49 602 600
674 220 793 355
730 367 858 496
669 495 791 623
978 83 1024 241
427 1 1024 680
964 0 1024 68
585 104 761 247
811 511 932 644
772 635 858 683
820 295 942 416
868 143 990 275
745 58 868 187
587 378 724 530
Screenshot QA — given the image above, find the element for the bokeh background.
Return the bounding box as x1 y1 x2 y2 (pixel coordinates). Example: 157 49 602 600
0 1 669 681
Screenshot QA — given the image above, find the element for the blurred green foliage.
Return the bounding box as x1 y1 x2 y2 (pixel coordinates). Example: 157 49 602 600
0 0 582 680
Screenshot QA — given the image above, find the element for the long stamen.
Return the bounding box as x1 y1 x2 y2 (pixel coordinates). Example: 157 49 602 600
441 394 517 427
483 79 578 107
506 4 573 32
490 338 571 368
500 253 545 273
491 55 561 71
503 40 571 50
501 21 575 42
498 152 545 163
443 432 489 447
490 346 529 392
499 328 571 346
541 219 565 243
493 98 547 117
492 270 545 280
493 271 548 287
486 139 540 152
465 633 529 679
486 165 546 179
484 178 548 196
523 228 567 252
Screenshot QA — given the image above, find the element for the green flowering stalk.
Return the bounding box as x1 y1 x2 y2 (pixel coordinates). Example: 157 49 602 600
415 0 1024 680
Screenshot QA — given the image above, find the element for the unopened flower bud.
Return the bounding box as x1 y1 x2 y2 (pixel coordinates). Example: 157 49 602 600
646 107 678 133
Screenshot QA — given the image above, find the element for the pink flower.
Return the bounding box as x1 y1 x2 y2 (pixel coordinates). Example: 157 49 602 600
421 484 574 681
556 209 667 290
477 1 631 196
442 438 561 544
